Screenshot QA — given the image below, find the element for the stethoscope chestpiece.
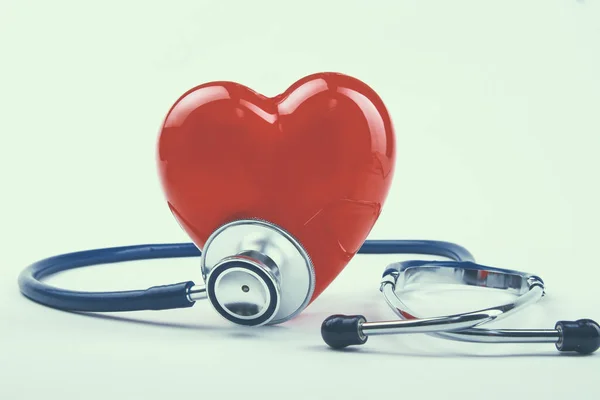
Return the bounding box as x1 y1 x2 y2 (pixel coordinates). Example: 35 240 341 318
200 219 316 326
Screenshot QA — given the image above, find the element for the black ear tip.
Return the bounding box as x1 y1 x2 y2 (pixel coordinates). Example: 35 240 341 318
321 314 368 349
555 319 600 355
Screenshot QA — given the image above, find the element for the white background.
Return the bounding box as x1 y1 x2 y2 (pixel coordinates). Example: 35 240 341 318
1 0 599 399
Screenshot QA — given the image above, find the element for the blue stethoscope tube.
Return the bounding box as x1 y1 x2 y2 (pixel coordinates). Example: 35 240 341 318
18 239 600 354
18 240 475 313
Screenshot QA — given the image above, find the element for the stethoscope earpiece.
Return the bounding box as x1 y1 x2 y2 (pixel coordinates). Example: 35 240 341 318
321 315 369 349
554 319 600 354
322 314 600 355
321 258 600 355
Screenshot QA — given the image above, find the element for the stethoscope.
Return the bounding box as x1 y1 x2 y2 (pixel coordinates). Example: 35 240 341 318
18 218 600 355
17 71 600 356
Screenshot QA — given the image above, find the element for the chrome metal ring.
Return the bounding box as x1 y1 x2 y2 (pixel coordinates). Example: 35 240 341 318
206 257 280 326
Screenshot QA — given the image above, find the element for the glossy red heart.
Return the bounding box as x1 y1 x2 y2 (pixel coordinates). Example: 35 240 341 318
157 72 395 302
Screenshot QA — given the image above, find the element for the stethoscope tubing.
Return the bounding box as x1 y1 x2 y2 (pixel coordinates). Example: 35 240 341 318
18 240 473 313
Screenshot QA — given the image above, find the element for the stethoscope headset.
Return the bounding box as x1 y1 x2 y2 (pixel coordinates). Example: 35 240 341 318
17 72 600 356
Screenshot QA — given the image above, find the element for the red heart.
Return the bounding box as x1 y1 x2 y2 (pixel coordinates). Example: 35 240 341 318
157 72 395 303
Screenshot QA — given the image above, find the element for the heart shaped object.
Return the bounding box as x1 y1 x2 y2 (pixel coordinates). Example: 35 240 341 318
157 72 395 303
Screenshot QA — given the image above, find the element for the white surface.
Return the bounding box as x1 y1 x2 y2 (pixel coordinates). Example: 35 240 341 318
1 1 599 399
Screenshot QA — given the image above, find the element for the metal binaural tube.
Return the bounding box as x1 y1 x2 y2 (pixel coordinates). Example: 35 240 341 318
379 265 547 344
439 328 560 343
360 313 492 336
